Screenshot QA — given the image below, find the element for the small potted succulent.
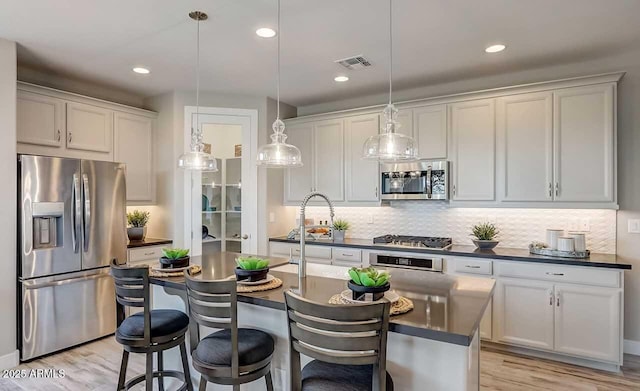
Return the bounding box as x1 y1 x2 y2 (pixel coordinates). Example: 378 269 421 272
160 248 190 269
332 219 351 243
347 267 391 301
235 257 270 282
471 222 500 250
126 210 150 241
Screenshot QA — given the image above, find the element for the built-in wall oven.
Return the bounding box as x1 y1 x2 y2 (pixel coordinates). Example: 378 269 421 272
381 160 448 200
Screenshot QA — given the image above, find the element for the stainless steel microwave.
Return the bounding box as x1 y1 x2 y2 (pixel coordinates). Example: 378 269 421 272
380 160 449 200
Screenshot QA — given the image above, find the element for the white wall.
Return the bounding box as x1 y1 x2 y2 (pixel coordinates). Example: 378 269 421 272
202 124 242 159
0 38 17 369
298 47 640 344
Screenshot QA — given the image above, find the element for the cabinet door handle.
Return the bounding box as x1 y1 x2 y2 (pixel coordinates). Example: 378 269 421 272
68 131 73 144
548 183 553 198
548 290 554 306
465 265 481 269
545 272 564 276
144 251 155 256
342 253 353 257
452 185 456 196
56 129 61 141
375 186 378 198
555 182 559 197
556 295 560 307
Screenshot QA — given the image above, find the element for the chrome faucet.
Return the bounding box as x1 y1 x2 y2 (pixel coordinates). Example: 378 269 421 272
298 192 335 278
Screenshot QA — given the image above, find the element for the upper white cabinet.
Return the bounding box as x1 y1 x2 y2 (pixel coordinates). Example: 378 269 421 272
16 83 157 204
284 122 314 202
345 114 380 202
412 104 448 160
114 113 155 203
497 92 553 202
16 91 65 148
450 98 496 201
553 84 615 202
314 119 345 201
66 102 113 153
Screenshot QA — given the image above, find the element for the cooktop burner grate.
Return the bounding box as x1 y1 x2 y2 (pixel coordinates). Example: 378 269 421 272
373 235 453 249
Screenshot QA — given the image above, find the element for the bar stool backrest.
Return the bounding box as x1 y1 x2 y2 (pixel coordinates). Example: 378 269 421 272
184 270 239 379
283 289 391 391
110 260 151 345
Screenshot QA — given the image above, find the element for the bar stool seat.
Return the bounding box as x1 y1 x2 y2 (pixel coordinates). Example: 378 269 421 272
301 361 394 391
193 328 274 367
118 309 189 340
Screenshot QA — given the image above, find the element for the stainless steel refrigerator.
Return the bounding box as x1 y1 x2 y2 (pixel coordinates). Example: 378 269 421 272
18 154 127 360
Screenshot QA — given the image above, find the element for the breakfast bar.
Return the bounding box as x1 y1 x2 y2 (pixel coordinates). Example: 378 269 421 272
150 252 495 391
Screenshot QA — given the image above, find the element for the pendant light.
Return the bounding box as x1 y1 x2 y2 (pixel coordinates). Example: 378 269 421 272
362 0 418 163
177 11 218 171
256 0 303 168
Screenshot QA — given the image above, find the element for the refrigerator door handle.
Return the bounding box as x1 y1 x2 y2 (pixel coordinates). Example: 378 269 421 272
72 174 81 253
82 173 91 252
22 270 110 289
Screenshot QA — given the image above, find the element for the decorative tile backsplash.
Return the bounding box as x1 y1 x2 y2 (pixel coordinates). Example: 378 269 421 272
298 202 617 254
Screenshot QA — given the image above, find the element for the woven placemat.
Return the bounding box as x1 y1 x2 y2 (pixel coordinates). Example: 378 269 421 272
149 264 201 277
237 277 283 293
328 294 414 316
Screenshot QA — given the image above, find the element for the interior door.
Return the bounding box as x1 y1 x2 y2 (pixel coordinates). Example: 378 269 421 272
80 160 127 269
189 112 257 255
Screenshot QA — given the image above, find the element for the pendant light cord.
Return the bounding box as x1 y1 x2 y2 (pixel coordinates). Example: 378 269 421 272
194 14 201 150
388 0 393 105
276 0 281 121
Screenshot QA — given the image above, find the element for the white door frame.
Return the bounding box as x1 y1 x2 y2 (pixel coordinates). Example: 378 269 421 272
182 106 259 255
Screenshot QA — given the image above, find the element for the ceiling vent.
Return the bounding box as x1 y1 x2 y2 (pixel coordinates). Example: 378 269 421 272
335 55 372 70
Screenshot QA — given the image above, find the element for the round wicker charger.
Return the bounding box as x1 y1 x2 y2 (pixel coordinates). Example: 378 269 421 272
149 264 201 278
328 294 414 316
237 277 283 293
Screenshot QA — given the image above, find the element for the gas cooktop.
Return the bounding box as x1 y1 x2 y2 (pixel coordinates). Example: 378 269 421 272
373 235 453 249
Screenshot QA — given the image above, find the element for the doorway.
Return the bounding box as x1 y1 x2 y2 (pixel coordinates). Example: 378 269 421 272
182 106 258 256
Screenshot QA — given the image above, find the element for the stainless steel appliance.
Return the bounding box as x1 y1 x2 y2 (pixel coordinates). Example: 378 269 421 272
370 252 443 272
373 234 453 250
380 160 449 200
18 155 127 360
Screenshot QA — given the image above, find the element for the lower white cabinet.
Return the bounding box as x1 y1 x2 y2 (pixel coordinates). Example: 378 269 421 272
494 278 555 350
554 284 621 362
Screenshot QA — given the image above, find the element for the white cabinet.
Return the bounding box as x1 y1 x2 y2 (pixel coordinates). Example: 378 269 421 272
479 300 492 340
450 99 496 201
497 92 553 202
284 122 314 202
345 114 380 202
314 119 344 201
554 284 621 362
553 84 615 202
16 91 64 148
66 102 113 154
114 113 155 203
494 278 555 350
412 104 447 160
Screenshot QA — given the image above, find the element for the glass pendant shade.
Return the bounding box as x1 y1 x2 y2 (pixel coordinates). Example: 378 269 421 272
257 119 303 167
362 103 418 162
177 150 218 171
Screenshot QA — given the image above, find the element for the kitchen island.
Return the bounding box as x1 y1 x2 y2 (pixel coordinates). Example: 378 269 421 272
150 252 495 391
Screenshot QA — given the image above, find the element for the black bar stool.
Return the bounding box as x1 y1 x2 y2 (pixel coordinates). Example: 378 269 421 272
284 290 394 391
111 260 194 391
184 269 275 391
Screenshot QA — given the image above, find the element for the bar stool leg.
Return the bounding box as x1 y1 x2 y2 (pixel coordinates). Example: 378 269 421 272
117 350 129 390
265 371 274 391
145 352 153 390
157 351 165 391
233 385 240 391
198 375 207 391
179 341 194 391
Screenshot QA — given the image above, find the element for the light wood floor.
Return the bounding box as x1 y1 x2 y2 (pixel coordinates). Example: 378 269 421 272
1 337 639 390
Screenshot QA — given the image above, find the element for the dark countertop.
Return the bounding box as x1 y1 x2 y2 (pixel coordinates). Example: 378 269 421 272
269 237 632 270
149 252 495 346
128 238 173 249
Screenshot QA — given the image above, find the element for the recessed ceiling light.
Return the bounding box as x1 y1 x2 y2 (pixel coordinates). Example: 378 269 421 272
132 67 150 74
334 76 349 82
256 28 277 38
485 44 506 53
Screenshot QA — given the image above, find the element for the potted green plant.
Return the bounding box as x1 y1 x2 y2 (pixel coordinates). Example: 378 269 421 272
160 248 190 269
347 267 390 301
332 219 351 242
471 222 500 249
235 257 270 282
126 210 150 241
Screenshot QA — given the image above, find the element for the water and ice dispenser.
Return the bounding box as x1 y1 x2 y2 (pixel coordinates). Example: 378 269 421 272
31 202 64 249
